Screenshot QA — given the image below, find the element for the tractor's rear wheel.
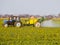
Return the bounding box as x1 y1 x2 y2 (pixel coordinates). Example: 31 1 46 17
35 22 41 27
15 22 21 27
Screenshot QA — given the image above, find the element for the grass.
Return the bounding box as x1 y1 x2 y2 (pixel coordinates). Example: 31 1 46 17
0 19 60 45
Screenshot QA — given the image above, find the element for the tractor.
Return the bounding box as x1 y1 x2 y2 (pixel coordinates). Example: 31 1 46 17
3 16 22 27
3 16 44 27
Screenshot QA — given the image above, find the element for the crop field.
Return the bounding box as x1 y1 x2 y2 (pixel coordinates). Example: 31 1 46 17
0 19 60 45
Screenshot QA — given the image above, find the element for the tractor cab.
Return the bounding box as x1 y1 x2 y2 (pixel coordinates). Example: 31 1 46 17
8 16 20 22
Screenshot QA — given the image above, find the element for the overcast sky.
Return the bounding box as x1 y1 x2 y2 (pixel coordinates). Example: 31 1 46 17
0 0 60 16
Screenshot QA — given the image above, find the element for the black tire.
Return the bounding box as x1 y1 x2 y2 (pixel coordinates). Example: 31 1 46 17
4 24 8 27
35 22 41 27
15 22 21 27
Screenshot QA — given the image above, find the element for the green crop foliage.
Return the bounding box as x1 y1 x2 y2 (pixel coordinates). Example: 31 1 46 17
0 19 60 45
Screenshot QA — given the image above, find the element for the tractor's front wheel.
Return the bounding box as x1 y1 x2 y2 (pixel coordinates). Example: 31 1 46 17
4 24 8 27
35 22 41 27
15 22 21 27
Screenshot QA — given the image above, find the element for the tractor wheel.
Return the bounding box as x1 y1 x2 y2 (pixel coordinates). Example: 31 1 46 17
15 22 21 27
4 24 8 27
35 22 41 27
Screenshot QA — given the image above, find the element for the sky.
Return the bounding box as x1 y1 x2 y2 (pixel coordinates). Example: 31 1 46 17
0 0 60 16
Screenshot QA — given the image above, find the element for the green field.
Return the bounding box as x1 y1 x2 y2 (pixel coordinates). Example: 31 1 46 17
0 19 60 45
